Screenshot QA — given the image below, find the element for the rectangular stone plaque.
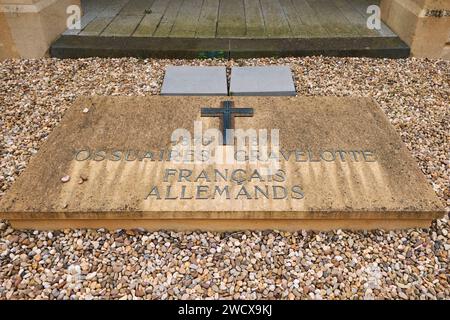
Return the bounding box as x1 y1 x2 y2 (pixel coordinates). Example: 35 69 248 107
0 96 444 230
160 66 228 96
229 66 296 96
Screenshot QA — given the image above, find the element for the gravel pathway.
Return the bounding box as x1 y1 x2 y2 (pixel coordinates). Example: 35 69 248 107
0 57 449 300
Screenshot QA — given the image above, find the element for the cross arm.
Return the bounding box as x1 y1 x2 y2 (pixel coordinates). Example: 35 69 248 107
232 108 254 116
201 108 223 116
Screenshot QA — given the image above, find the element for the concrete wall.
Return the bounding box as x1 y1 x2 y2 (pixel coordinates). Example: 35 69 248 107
381 0 450 59
0 0 80 59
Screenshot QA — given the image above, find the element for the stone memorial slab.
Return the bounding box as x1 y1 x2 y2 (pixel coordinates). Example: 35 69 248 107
0 96 444 231
230 66 296 96
160 66 227 96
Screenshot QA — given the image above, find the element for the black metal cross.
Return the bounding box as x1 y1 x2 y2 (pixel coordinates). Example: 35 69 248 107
201 101 254 145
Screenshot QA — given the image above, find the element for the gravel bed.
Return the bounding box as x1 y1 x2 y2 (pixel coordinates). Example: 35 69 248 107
0 57 449 300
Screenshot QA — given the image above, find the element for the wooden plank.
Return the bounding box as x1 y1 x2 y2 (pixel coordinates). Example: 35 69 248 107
133 0 172 37
305 0 359 37
347 0 396 37
82 0 110 15
63 0 112 35
196 0 220 38
260 0 291 38
290 0 328 37
102 0 155 36
80 0 129 36
133 13 163 36
334 0 380 37
96 0 129 18
244 0 265 38
153 0 184 37
102 15 144 36
278 0 310 38
79 18 114 36
217 0 246 37
120 0 154 15
63 11 98 36
170 0 204 37
149 0 173 15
